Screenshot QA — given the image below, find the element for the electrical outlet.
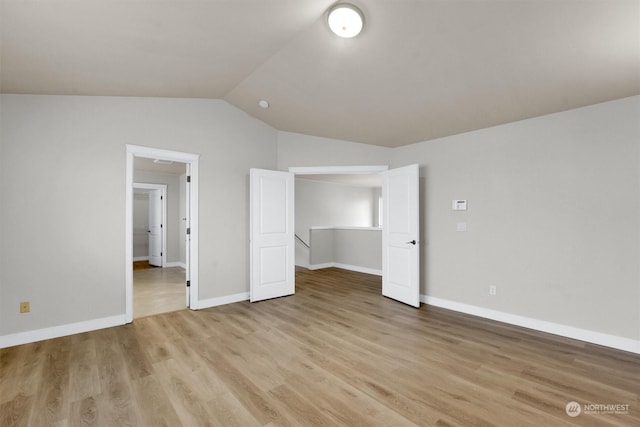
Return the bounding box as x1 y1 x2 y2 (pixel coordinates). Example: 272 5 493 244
20 301 30 313
489 286 497 296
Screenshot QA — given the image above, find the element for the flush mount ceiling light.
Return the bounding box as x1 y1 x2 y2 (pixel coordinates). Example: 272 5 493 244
328 3 364 38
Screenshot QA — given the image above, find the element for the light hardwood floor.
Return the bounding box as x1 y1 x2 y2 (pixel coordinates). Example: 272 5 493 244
134 266 186 319
1 267 639 426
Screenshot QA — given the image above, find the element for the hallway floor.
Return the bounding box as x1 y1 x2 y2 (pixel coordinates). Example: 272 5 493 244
133 266 186 318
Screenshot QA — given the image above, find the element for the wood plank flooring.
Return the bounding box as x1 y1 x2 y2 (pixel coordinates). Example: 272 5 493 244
132 260 158 271
133 266 186 319
1 267 639 426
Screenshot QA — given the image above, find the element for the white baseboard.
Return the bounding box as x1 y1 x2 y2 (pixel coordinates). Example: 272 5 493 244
133 256 149 261
422 295 640 355
165 261 186 269
0 315 126 349
197 292 249 310
308 262 334 270
308 262 382 276
334 263 382 276
9 292 633 355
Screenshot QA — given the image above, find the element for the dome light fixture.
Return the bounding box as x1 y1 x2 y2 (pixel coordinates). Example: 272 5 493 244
328 3 364 38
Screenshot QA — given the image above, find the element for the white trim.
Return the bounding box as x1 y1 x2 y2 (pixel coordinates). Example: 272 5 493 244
335 263 382 276
199 292 250 309
133 256 149 262
126 144 200 322
165 261 187 269
309 262 382 276
126 150 134 322
133 183 167 268
0 315 126 349
308 262 335 270
422 295 640 355
310 226 382 231
127 145 198 164
289 165 388 175
188 159 200 310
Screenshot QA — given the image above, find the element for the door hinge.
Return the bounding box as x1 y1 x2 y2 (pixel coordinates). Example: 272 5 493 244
187 176 191 183
160 252 163 256
160 195 163 200
186 228 190 235
160 224 163 228
186 280 190 287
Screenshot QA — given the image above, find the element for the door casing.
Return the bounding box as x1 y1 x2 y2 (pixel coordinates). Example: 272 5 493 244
125 145 200 323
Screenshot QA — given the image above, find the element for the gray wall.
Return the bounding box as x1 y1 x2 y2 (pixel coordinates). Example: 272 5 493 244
278 96 640 343
295 178 377 241
1 93 638 346
0 95 276 336
391 96 640 340
310 228 382 272
277 131 391 170
295 178 379 268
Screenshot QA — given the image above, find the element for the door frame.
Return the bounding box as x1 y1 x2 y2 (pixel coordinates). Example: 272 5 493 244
125 144 200 323
133 183 167 268
289 165 389 176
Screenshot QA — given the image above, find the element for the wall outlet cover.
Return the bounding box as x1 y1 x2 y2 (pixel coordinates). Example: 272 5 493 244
20 301 30 313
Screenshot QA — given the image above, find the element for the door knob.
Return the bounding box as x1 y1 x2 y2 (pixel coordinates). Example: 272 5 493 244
407 240 416 245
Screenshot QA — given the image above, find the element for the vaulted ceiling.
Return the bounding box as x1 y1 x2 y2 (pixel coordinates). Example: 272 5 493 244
2 0 638 147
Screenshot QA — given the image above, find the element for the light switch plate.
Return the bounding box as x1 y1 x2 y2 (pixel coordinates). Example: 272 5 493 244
452 200 467 210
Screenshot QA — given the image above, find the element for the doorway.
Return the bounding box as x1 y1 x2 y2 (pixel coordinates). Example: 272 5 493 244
125 145 200 323
250 164 420 307
291 167 387 282
294 173 383 273
132 179 186 318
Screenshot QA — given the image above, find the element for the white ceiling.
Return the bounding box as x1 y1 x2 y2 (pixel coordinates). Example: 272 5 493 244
2 0 638 147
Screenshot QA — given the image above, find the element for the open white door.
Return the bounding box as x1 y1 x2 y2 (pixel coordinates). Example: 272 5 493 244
250 169 295 302
148 189 163 267
382 164 420 307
